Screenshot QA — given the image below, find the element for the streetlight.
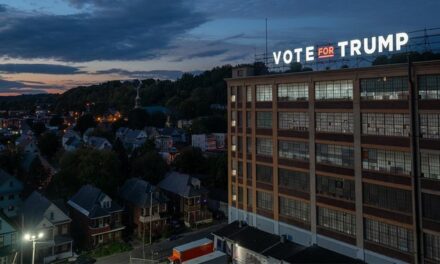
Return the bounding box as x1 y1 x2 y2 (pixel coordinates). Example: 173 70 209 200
23 232 44 264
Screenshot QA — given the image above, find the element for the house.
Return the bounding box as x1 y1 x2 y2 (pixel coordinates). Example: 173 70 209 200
155 135 173 152
0 212 19 263
0 169 23 218
0 143 6 152
15 131 38 153
119 178 169 239
86 136 112 151
68 185 125 250
116 127 148 151
22 191 73 264
159 128 187 144
192 133 226 152
177 119 192 129
145 127 160 140
158 172 212 227
62 129 81 152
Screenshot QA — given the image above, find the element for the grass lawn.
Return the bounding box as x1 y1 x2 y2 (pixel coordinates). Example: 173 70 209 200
88 241 133 258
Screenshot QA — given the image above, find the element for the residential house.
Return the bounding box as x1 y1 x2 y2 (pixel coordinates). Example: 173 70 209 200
155 135 173 152
22 191 73 264
177 119 192 129
158 172 212 227
159 128 187 144
0 144 6 152
119 178 169 238
0 169 23 218
116 127 148 151
62 130 82 152
0 212 19 263
86 136 112 151
144 127 160 140
15 131 38 153
68 185 125 250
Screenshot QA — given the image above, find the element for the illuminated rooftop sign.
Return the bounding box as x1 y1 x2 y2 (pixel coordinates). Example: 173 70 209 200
273 32 409 65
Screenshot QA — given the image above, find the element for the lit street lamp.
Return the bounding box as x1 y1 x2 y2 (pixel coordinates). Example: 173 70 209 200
23 232 44 264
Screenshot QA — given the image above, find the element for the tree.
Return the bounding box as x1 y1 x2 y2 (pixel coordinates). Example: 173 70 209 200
38 132 60 158
31 121 46 136
49 115 64 128
128 108 149 129
28 157 48 187
131 151 168 184
150 112 167 128
173 147 206 174
76 114 96 135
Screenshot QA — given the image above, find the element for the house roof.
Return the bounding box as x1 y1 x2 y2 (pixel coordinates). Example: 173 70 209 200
87 136 111 149
0 169 23 192
158 172 207 198
227 224 281 254
68 185 123 218
119 178 168 208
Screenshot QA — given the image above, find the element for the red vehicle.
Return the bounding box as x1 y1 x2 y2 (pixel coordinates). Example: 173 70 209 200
168 238 214 263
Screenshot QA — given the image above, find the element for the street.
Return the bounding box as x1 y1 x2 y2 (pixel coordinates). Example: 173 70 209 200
96 222 226 264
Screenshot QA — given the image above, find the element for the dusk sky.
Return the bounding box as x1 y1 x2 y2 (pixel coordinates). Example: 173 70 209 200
0 0 438 95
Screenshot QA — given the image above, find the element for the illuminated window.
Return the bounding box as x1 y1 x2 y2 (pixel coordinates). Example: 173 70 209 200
317 176 355 200
421 152 440 180
362 148 411 175
365 218 413 252
278 140 309 160
315 80 353 100
256 112 272 128
420 113 440 139
363 183 412 212
419 75 440 100
316 144 354 167
279 197 310 222
278 168 309 191
277 83 308 101
362 113 410 136
361 76 408 100
318 207 356 236
256 138 273 156
316 112 353 133
256 191 273 210
278 112 309 131
256 85 272 102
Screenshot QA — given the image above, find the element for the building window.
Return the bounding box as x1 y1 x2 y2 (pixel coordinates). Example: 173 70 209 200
362 148 411 175
246 137 252 153
318 207 356 236
246 162 252 180
237 161 243 177
256 191 273 210
422 193 440 221
231 111 237 124
278 140 309 160
256 165 273 184
361 76 408 100
315 80 353 100
418 75 440 100
238 186 243 203
256 138 273 156
237 111 242 128
279 196 310 222
424 233 440 262
420 113 440 139
247 188 253 207
362 113 410 137
277 83 309 101
256 112 272 128
316 176 355 200
231 184 237 201
230 86 236 101
278 112 309 131
237 136 242 152
363 183 412 213
316 112 353 133
421 152 440 180
256 85 272 102
278 168 309 191
246 111 252 128
316 144 354 168
365 218 413 252
246 86 252 102
236 86 242 102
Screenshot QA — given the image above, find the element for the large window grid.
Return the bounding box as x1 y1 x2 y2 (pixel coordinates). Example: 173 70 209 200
365 219 413 253
419 75 440 100
256 85 272 102
256 191 273 210
316 176 355 200
256 138 273 156
360 77 408 100
277 83 309 101
278 169 309 191
246 111 251 128
363 183 412 213
278 140 309 160
421 152 440 180
316 112 353 133
315 80 353 100
422 193 440 221
318 207 356 236
316 144 354 168
424 233 440 262
256 165 273 184
362 148 411 175
278 112 309 131
246 86 252 102
362 113 410 137
420 113 440 139
279 196 310 222
256 112 272 128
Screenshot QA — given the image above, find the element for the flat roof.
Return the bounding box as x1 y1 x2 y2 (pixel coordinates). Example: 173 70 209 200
182 250 226 264
174 238 212 253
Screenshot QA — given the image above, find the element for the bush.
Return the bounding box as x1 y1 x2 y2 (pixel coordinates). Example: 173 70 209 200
89 242 132 258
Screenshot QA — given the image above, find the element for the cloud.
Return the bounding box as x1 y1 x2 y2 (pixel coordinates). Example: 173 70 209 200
0 0 207 62
0 64 85 74
93 68 201 80
0 79 61 95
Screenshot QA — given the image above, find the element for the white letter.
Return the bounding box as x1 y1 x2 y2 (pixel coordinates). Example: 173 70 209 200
283 50 293 64
293 48 303 63
305 46 314 61
395 32 409 51
273 51 282 65
378 34 394 52
350 39 362 56
364 37 377 55
338 41 349 57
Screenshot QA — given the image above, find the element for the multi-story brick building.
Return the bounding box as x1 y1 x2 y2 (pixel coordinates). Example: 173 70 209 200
227 60 440 264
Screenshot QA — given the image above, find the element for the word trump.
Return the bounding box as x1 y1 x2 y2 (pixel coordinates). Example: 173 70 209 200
273 32 409 65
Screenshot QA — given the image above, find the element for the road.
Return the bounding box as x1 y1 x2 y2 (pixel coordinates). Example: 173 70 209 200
96 222 226 264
